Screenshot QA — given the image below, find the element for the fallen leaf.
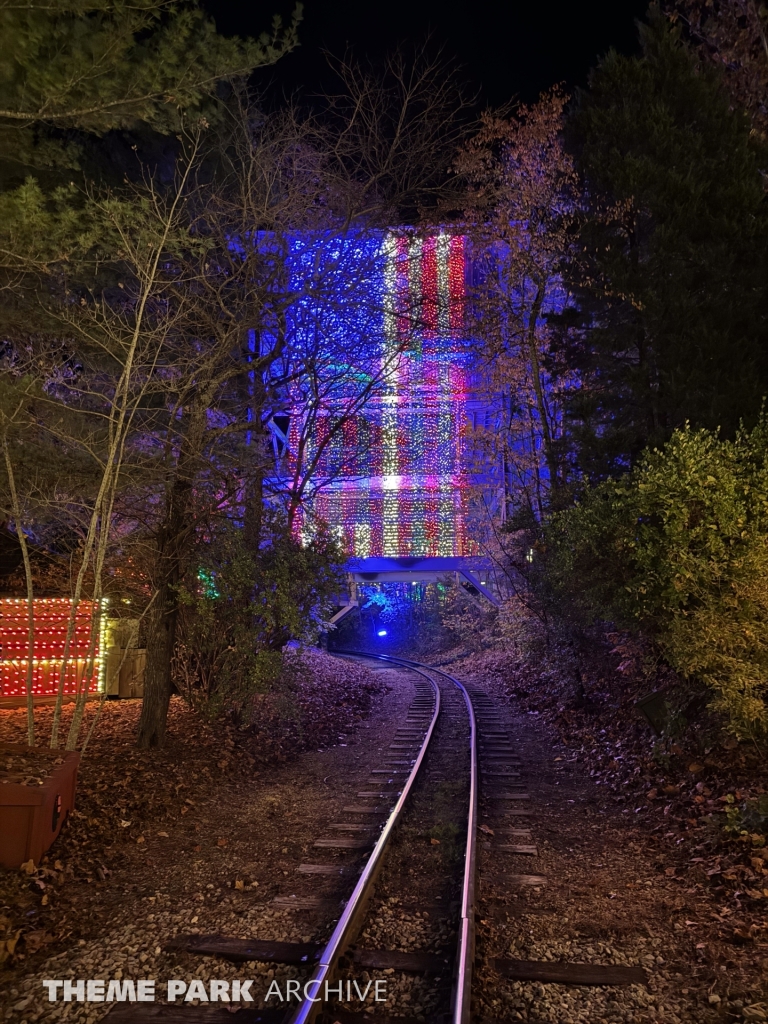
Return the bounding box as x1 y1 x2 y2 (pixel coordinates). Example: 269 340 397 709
23 930 53 952
234 879 244 891
688 763 704 774
217 837 228 848
479 825 495 836
20 859 35 875
430 838 440 846
742 1004 768 1022
156 831 169 838
136 836 145 844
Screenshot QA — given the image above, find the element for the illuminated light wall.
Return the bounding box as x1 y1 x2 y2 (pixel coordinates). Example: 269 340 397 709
291 230 471 558
0 598 106 698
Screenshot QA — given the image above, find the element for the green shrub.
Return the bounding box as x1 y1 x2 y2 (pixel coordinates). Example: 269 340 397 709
174 513 344 722
547 421 768 737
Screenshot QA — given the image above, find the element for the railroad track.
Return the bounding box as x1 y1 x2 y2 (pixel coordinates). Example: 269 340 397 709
293 650 479 1024
117 650 647 1024
147 650 481 1024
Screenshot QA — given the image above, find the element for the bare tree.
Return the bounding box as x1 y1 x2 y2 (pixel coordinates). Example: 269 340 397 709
456 89 581 520
46 139 204 748
125 55 472 748
0 47 471 751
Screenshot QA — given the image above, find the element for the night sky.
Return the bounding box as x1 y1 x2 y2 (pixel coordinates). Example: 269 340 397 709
204 0 652 108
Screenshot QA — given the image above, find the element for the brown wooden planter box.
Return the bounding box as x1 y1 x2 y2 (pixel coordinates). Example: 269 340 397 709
0 745 80 870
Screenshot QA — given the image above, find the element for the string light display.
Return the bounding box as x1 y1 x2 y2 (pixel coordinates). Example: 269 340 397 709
0 598 107 698
291 230 471 558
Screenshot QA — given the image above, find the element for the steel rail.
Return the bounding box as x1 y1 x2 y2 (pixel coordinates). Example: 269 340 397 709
345 651 478 1024
288 656 441 1024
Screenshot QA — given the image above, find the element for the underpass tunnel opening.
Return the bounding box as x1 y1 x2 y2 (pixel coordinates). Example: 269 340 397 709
327 578 454 653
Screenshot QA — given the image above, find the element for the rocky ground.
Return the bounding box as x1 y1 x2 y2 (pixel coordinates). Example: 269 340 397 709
457 651 768 1024
2 642 767 1024
0 651 399 1022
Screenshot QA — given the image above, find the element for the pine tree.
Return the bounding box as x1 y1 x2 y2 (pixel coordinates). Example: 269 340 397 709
0 0 300 170
0 0 300 288
665 0 768 140
563 5 768 478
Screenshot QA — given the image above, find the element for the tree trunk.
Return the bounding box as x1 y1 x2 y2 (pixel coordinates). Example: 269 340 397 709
136 473 190 748
525 281 559 494
137 579 178 748
137 390 209 748
3 436 36 747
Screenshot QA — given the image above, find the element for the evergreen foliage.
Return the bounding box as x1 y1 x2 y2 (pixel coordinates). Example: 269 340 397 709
562 6 768 477
0 0 300 170
174 513 344 722
547 420 768 737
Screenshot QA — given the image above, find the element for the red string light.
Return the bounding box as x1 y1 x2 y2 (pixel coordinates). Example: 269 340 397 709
0 599 104 698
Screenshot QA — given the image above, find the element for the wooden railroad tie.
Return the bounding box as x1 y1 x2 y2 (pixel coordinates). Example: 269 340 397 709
329 1011 425 1024
328 822 377 829
493 958 648 987
270 896 335 910
165 935 319 964
166 936 449 974
481 873 548 886
106 1008 284 1024
313 838 372 849
297 864 350 875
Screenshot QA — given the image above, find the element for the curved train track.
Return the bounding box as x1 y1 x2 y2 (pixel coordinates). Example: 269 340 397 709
286 649 480 1024
159 648 493 1024
154 648 645 1024
105 649 651 1024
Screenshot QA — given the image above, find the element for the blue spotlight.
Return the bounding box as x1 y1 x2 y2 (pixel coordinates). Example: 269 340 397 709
377 629 388 637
